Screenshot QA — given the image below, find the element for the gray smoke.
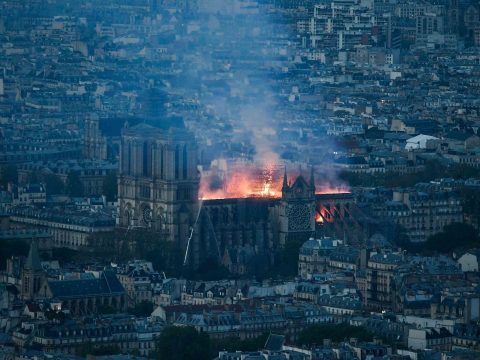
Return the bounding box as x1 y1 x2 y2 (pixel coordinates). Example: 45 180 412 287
172 0 348 191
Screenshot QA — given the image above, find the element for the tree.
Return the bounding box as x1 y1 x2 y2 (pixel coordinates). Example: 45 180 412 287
127 300 154 317
45 309 67 322
298 324 372 346
393 224 412 250
269 237 305 278
425 222 479 254
102 171 118 201
127 229 183 275
66 170 84 197
44 173 65 195
213 333 269 354
0 239 29 270
88 230 118 259
449 164 480 180
27 171 39 184
461 187 480 230
50 248 79 265
339 160 480 189
77 344 121 357
89 229 184 276
189 256 230 281
248 252 271 281
0 164 18 187
155 326 210 360
98 305 117 315
421 159 444 181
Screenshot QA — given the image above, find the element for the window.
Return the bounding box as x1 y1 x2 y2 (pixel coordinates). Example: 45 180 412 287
140 186 150 199
24 276 30 293
182 145 188 179
175 146 180 179
160 146 164 179
127 142 132 175
143 142 151 177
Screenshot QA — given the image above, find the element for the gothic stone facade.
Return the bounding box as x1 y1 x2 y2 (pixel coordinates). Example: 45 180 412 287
118 123 199 248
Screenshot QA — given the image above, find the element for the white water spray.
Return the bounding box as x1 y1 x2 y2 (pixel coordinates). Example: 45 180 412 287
183 199 204 266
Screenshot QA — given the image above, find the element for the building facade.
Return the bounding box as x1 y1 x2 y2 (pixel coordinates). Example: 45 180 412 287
83 113 107 160
8 207 115 250
366 252 404 310
118 122 199 248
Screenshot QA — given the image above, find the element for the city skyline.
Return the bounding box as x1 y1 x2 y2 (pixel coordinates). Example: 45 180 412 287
1 0 480 359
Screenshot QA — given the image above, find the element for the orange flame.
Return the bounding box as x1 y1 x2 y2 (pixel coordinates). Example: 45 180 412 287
199 162 350 200
199 163 283 200
315 211 324 223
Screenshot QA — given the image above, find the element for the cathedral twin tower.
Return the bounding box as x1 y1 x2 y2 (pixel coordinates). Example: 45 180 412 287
118 121 199 248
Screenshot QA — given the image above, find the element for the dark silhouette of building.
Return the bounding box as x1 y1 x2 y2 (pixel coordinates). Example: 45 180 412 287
21 240 45 301
83 113 107 160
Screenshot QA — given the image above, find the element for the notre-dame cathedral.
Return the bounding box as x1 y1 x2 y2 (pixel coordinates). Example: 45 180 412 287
118 120 199 249
118 120 356 272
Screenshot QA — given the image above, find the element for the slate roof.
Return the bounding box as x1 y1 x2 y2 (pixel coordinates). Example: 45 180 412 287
48 271 125 299
25 240 42 271
445 131 476 142
9 206 115 227
318 294 362 310
21 183 46 193
329 246 360 263
425 327 452 339
369 252 404 265
299 237 340 256
407 134 439 143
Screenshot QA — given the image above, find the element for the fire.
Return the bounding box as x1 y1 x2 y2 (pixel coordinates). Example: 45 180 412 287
199 162 283 200
259 166 276 197
199 161 350 200
315 211 324 223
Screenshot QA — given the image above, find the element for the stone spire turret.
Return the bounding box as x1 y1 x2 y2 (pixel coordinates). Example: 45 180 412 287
21 239 45 300
282 166 289 192
310 166 316 192
25 239 42 271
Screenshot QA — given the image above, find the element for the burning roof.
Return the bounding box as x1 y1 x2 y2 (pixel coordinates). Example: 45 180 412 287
199 161 349 200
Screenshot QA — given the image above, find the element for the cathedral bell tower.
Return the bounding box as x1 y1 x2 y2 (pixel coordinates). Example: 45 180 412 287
83 113 107 160
278 167 316 245
21 240 45 301
118 120 199 247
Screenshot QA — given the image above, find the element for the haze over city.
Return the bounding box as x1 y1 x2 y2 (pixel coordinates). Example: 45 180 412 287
1 0 480 359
